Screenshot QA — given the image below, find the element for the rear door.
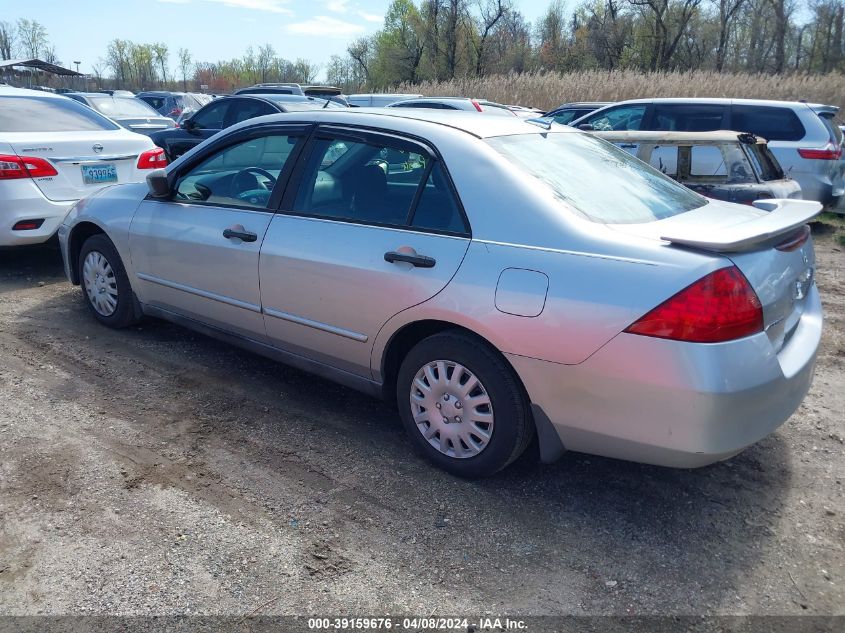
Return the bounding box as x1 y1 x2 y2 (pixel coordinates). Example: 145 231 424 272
648 103 728 131
129 125 309 340
258 127 471 377
1 94 151 201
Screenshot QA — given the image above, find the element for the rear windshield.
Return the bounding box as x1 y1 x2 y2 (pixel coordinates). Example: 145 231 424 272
0 96 120 132
817 112 843 145
745 143 784 181
89 97 159 117
139 96 166 110
486 132 706 224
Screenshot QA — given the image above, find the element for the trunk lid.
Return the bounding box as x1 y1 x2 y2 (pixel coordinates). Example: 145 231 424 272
611 198 820 352
5 130 153 201
115 117 174 136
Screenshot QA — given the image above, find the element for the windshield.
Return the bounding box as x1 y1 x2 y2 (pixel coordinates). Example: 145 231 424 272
89 97 159 117
486 132 707 224
0 96 120 132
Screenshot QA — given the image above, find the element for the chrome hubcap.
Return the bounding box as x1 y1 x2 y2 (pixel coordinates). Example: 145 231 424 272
82 251 118 317
410 360 494 459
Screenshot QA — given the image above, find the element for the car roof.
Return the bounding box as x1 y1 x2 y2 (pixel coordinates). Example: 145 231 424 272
348 93 423 98
593 96 837 110
223 107 578 140
591 129 765 144
0 85 67 99
552 102 611 109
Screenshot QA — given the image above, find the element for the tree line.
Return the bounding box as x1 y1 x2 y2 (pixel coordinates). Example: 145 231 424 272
2 1 845 94
327 0 845 89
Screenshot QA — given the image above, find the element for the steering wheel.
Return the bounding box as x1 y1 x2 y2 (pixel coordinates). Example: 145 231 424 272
233 167 276 194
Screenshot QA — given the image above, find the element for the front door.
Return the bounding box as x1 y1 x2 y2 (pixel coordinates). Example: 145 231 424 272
258 128 471 377
129 128 307 340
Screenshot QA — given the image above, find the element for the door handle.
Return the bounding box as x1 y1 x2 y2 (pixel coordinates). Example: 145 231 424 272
384 251 436 268
223 228 258 243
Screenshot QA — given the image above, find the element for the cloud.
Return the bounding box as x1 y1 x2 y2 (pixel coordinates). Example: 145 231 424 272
203 0 293 13
325 0 348 13
357 11 382 23
286 15 365 37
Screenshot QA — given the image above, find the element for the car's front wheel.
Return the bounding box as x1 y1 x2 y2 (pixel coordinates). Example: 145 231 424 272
78 234 138 329
396 331 534 478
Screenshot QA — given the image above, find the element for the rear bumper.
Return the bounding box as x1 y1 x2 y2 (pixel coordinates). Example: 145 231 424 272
510 285 822 468
0 180 75 246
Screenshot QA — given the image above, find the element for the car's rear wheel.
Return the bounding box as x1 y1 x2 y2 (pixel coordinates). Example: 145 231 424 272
396 331 533 478
79 234 138 329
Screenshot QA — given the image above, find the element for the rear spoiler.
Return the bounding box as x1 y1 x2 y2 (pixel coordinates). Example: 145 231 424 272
661 199 822 252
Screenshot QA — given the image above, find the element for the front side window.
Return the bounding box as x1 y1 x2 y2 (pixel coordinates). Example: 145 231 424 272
292 134 466 233
228 99 275 125
0 96 120 132
174 133 301 208
486 132 706 224
191 101 230 129
585 105 647 131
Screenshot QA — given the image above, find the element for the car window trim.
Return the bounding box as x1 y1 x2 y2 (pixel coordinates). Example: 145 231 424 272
279 124 471 237
152 123 313 213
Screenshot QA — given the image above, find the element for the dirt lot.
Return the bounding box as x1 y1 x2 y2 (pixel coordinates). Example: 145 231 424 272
0 222 843 623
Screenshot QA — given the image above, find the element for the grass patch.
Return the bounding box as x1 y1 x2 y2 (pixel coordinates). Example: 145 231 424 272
838 233 845 248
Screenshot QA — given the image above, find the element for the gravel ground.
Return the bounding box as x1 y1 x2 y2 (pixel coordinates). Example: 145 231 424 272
0 221 843 625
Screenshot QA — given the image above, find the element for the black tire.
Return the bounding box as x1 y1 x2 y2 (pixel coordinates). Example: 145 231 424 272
396 331 534 478
78 234 139 329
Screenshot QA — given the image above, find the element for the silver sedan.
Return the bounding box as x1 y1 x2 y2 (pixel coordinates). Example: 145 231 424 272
58 110 823 477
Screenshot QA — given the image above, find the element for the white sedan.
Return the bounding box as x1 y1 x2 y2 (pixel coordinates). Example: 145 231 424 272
0 86 166 246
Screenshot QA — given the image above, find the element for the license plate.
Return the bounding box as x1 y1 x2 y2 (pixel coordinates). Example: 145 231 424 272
81 163 117 185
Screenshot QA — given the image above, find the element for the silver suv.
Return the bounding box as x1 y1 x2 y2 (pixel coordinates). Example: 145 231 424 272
573 98 845 206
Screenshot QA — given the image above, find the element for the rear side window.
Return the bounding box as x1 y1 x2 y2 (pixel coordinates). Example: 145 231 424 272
652 104 726 132
730 105 805 141
648 146 679 177
690 146 727 177
411 163 466 233
745 144 784 181
139 96 165 110
487 132 706 224
0 96 120 132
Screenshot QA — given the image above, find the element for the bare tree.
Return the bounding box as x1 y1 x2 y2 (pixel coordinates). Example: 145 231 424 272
712 0 747 71
348 37 372 82
628 0 703 70
16 18 48 59
178 47 192 91
257 44 275 83
152 43 169 87
473 0 509 75
0 21 16 60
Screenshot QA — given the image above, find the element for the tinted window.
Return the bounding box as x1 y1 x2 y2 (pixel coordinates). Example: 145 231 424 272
817 112 842 144
0 96 120 132
411 163 466 233
731 105 805 141
486 133 706 224
229 99 275 124
139 95 165 110
585 105 647 131
191 101 230 129
652 104 726 132
174 134 300 208
293 136 431 226
393 101 442 109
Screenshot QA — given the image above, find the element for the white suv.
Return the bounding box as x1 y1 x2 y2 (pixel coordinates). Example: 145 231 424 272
573 98 845 206
1 86 165 246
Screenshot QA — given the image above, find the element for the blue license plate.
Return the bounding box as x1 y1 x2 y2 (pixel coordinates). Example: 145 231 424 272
81 163 117 185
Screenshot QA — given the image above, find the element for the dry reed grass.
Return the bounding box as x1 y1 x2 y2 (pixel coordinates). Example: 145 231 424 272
395 70 845 112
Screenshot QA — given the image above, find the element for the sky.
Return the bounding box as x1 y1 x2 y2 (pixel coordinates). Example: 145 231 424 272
1 0 553 79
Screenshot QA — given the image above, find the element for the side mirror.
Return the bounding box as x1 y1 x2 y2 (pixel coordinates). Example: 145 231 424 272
180 118 194 130
146 169 170 198
577 123 595 131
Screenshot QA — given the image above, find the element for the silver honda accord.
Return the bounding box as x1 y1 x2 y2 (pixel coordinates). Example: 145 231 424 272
58 109 823 477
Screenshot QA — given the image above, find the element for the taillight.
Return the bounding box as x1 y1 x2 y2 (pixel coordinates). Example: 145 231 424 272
137 148 168 170
625 266 763 343
471 99 483 112
797 144 842 160
0 154 58 180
